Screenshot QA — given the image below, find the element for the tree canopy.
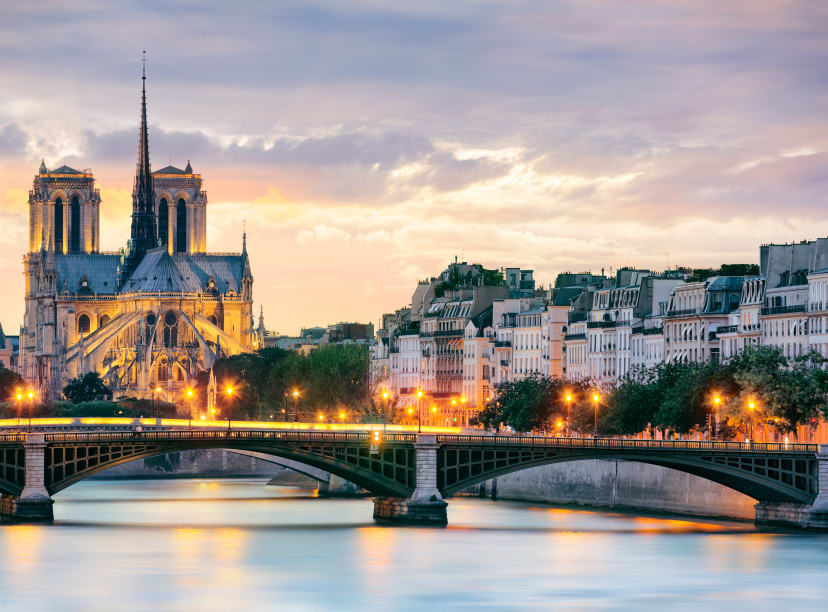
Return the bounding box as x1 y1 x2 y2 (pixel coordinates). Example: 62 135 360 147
63 372 113 403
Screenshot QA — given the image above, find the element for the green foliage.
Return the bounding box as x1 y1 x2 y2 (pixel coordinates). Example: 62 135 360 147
477 375 594 433
0 363 25 403
194 344 371 421
63 372 113 403
603 346 828 437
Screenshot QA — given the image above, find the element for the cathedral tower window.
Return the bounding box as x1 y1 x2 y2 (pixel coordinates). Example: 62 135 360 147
54 197 63 251
175 198 186 253
70 196 81 252
77 314 90 335
158 198 168 245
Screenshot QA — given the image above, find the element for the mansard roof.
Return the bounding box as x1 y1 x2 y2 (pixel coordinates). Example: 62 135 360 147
122 247 246 294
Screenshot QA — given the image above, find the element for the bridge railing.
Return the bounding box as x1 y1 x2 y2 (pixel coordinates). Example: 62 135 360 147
42 430 418 444
435 435 819 453
0 433 25 443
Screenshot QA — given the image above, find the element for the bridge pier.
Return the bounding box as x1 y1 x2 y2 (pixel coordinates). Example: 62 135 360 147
0 434 54 523
755 444 828 529
373 435 447 526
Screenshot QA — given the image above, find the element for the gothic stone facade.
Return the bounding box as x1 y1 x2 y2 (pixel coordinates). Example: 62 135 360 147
20 81 255 403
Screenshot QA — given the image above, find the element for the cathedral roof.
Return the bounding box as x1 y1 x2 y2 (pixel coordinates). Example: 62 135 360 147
122 247 246 294
54 254 121 295
49 164 83 174
152 165 188 175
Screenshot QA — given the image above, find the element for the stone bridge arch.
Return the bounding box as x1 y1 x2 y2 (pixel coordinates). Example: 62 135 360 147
434 436 820 504
40 431 415 498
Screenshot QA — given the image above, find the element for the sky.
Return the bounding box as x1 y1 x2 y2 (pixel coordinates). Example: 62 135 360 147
1 1 827 335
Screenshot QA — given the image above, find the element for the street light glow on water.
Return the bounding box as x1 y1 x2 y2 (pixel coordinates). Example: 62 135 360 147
1 479 826 609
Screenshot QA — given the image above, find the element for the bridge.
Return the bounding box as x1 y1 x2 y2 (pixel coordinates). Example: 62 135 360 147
1 428 826 528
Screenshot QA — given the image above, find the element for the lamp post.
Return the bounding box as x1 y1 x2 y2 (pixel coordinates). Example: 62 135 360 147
154 386 162 420
747 400 756 442
416 389 423 433
13 390 23 433
381 390 389 432
25 390 36 433
292 389 300 423
712 395 721 440
565 393 573 436
225 385 234 430
186 387 194 428
592 392 600 437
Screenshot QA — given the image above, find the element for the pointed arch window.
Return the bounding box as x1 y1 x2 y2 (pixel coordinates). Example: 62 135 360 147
77 314 90 335
70 196 81 252
175 198 187 253
158 198 168 245
54 197 63 251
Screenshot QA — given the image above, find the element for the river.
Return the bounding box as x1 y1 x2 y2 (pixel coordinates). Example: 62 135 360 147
1 478 826 610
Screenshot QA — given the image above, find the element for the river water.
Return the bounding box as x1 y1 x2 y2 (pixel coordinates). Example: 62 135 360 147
1 478 826 610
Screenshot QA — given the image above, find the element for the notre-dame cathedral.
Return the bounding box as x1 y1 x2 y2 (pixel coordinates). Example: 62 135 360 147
20 68 264 401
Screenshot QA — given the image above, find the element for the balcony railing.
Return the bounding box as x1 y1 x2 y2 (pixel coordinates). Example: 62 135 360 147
761 304 807 316
586 320 622 329
717 325 738 334
666 308 700 318
434 329 463 337
494 340 511 347
564 333 586 341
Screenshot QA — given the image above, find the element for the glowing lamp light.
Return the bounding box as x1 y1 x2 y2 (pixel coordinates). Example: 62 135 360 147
318 413 324 421
27 391 34 400
339 412 346 420
592 393 600 402
200 415 206 420
293 389 300 398
226 386 233 396
16 393 22 401
556 420 563 429
408 408 413 415
382 391 389 400
748 401 755 411
155 386 162 393
431 406 437 413
565 394 572 402
416 390 423 398
186 388 193 398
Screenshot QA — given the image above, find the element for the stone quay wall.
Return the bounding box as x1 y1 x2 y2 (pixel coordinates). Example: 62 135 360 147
462 459 757 520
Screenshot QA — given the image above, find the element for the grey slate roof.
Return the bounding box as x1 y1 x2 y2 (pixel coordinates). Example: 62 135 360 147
152 165 187 175
55 254 121 295
122 247 245 294
49 165 83 174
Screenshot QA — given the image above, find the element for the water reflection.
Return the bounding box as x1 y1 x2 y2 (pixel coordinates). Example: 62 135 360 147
0 478 826 610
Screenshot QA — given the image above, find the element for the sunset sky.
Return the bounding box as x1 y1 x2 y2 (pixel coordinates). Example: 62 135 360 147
1 1 827 335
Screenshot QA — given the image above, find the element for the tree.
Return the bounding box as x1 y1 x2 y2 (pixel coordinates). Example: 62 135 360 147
478 375 593 433
63 372 113 403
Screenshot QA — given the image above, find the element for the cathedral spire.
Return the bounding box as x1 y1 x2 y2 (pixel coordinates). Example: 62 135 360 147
125 51 157 278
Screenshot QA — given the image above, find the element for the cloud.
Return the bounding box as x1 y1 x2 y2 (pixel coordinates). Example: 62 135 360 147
0 123 27 158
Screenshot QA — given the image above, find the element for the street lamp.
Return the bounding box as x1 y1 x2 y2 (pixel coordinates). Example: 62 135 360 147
747 400 756 442
565 392 573 435
186 387 194 427
292 389 300 423
14 389 22 432
592 392 600 437
712 394 722 440
225 385 234 430
26 390 35 432
154 386 162 420
416 389 423 433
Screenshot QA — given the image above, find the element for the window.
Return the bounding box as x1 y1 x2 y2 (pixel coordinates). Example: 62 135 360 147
158 198 168 245
176 198 187 252
77 314 90 335
70 196 81 252
54 198 63 251
99 314 110 327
